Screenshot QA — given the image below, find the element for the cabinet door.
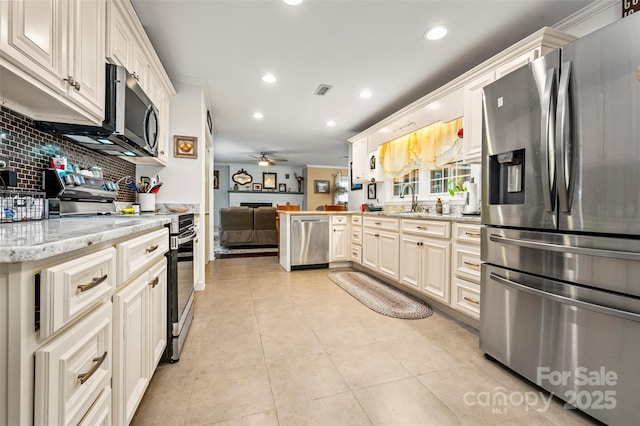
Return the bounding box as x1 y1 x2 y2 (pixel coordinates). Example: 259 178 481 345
362 228 379 270
463 72 494 164
330 225 348 261
399 235 421 289
106 0 132 67
0 0 65 91
148 258 167 369
421 239 451 303
113 273 150 426
66 0 105 119
351 138 368 182
377 231 399 280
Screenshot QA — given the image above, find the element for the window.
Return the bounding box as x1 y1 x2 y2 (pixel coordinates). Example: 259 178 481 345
392 169 419 197
429 163 472 195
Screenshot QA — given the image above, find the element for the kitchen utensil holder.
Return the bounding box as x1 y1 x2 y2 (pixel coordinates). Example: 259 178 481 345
0 190 47 223
137 193 156 212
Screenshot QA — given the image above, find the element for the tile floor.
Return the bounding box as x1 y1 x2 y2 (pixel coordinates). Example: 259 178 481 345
132 257 599 426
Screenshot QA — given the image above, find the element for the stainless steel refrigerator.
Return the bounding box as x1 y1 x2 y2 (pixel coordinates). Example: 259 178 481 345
480 13 640 425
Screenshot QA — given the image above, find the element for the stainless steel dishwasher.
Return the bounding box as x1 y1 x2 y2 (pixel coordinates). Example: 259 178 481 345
290 215 330 269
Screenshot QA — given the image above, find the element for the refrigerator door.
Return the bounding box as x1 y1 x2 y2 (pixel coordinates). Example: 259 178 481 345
482 51 559 229
557 13 640 235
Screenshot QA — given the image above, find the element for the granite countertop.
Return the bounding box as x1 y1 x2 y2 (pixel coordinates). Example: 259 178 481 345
280 210 481 223
0 216 171 263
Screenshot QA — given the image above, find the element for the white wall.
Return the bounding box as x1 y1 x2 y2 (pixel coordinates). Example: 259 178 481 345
137 82 208 290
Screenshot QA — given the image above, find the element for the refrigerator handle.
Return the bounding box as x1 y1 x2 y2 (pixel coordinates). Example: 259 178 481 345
540 68 556 213
489 233 640 261
489 272 640 322
556 61 573 213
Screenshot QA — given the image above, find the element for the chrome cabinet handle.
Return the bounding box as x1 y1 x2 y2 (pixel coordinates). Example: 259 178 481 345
77 274 108 292
149 276 160 288
78 351 107 384
463 261 480 268
146 244 159 253
464 296 480 305
464 231 480 238
64 76 80 90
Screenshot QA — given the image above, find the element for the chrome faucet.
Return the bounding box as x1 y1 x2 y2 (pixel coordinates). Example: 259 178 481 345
400 183 418 212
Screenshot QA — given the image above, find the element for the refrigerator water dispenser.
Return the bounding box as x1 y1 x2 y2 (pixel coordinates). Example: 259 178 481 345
488 149 525 205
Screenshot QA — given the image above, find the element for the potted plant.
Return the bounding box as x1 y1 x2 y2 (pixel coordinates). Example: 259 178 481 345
447 178 467 197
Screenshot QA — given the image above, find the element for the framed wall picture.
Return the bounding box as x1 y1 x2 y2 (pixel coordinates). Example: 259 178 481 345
367 183 377 199
263 172 277 189
213 170 219 189
315 180 330 193
174 135 198 159
279 183 287 192
252 183 262 191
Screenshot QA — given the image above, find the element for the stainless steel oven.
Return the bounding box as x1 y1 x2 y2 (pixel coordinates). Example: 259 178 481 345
164 213 196 362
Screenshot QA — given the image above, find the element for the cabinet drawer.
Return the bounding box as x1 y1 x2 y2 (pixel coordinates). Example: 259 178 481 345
79 387 111 426
332 215 348 225
453 223 481 244
35 302 112 426
40 247 116 338
351 244 361 264
452 243 481 283
363 216 398 232
351 226 362 245
351 215 362 225
401 219 450 238
117 228 169 284
452 277 480 320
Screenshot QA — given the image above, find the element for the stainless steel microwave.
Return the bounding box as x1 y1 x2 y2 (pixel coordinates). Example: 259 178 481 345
36 64 159 158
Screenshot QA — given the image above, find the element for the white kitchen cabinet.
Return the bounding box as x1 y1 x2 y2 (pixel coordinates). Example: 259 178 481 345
367 148 385 183
149 258 167 369
0 0 106 124
113 271 150 426
34 302 112 426
351 137 369 183
462 72 494 164
350 215 363 264
451 223 481 319
330 215 349 262
362 228 399 280
106 0 147 88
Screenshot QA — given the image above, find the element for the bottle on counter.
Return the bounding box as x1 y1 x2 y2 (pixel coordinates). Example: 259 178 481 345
436 197 443 214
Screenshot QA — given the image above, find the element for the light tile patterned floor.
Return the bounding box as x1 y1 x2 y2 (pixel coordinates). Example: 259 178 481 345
132 257 599 426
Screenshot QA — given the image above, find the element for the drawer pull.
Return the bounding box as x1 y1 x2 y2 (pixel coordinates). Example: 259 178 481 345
464 296 480 306
149 276 160 288
463 261 480 268
417 226 427 230
375 222 382 226
77 274 108 293
374 233 380 237
78 351 107 384
146 244 159 253
465 231 481 238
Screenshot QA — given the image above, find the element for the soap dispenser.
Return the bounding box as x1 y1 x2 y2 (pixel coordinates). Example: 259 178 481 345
436 197 443 214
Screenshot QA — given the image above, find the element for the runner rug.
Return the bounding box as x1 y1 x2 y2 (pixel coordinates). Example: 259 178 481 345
327 270 433 319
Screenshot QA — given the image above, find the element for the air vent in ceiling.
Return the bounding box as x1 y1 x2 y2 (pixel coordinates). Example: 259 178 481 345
314 84 333 96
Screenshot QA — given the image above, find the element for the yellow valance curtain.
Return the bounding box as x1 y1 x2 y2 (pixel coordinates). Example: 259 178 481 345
380 117 463 178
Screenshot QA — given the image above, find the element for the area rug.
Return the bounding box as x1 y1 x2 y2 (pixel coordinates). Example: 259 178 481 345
327 270 433 319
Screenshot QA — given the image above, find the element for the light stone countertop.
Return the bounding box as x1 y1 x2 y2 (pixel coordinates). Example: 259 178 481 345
279 210 481 223
0 216 171 263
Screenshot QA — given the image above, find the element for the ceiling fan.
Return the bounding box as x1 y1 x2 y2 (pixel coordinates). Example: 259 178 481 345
250 152 288 166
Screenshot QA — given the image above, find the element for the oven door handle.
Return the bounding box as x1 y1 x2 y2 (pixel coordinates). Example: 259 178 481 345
489 272 640 322
178 230 197 246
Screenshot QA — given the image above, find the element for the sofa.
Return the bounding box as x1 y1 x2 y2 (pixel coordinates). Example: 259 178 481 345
219 206 278 247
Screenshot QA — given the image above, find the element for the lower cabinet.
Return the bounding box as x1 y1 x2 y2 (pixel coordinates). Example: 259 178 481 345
451 223 481 319
399 234 451 303
362 228 399 280
113 257 167 426
330 217 349 262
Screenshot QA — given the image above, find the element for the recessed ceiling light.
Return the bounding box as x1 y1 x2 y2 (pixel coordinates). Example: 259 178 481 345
425 25 448 41
253 112 264 119
359 90 372 99
326 120 336 127
283 0 303 5
262 74 277 84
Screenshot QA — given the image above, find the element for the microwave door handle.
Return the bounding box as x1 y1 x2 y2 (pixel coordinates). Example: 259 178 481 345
556 61 572 213
540 68 556 213
143 106 152 150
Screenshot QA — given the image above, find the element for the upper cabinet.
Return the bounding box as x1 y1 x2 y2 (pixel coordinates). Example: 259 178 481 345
351 137 368 183
0 0 106 124
350 27 576 165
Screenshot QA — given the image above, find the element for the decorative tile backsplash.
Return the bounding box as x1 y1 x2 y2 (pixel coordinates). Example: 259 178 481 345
0 106 136 202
